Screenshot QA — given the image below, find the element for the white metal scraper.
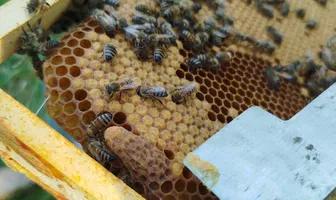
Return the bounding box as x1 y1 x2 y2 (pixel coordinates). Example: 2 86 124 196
184 83 336 200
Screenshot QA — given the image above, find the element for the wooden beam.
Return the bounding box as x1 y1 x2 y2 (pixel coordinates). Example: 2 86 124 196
0 0 72 63
0 89 144 200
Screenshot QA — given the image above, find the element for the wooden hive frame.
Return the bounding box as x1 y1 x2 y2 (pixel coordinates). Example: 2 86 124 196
0 0 143 199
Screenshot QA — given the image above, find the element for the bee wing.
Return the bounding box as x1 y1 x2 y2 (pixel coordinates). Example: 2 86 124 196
147 86 165 95
120 82 139 90
124 26 141 37
155 34 173 39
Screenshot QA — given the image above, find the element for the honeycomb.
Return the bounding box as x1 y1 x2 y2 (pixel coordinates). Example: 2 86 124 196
42 0 336 199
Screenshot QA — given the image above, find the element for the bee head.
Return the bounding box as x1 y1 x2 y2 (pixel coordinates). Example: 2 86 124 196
172 92 182 104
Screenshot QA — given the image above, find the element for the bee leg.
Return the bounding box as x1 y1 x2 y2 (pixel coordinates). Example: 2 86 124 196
118 92 122 101
153 97 165 106
27 22 34 33
141 97 147 103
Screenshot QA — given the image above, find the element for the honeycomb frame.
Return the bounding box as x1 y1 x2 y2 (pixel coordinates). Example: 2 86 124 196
42 0 336 199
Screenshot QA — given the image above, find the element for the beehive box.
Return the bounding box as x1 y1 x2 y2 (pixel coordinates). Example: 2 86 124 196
41 0 336 199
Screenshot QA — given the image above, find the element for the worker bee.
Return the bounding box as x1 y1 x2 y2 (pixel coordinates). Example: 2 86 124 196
256 2 274 18
171 84 197 104
189 54 220 71
267 26 283 45
234 32 256 45
134 34 150 61
211 30 227 46
26 0 50 14
87 112 113 137
132 13 157 25
102 43 118 62
295 51 317 78
265 66 280 90
306 19 318 29
280 1 290 16
321 34 336 71
216 51 232 63
163 5 180 19
255 40 276 55
159 21 177 45
104 78 138 100
135 4 158 16
314 0 327 6
305 80 322 97
192 2 202 13
204 18 217 33
214 9 234 25
173 18 191 30
180 30 201 47
93 9 118 36
192 22 204 32
154 46 165 63
88 137 115 164
196 32 210 49
136 84 168 105
104 0 120 8
296 8 306 19
118 17 129 29
37 40 59 55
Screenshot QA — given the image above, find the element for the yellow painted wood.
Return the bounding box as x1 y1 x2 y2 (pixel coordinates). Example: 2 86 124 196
0 89 144 200
0 0 72 63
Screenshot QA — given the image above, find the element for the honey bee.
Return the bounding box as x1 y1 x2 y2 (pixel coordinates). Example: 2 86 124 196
189 54 220 71
256 2 274 18
87 112 113 137
281 1 290 16
136 84 168 105
267 26 283 45
154 46 165 63
26 0 50 14
196 32 210 49
255 40 276 55
321 34 336 71
135 4 158 16
104 78 138 100
132 13 157 25
216 51 232 63
173 18 191 30
296 8 306 19
134 35 150 61
102 43 118 62
92 9 118 36
159 21 177 45
104 0 120 8
295 51 317 78
211 30 227 46
118 17 129 29
163 5 180 19
180 30 201 50
171 83 197 104
214 10 234 26
314 0 327 6
234 32 256 45
306 19 318 29
204 18 217 33
192 2 202 13
88 137 115 164
305 80 323 97
37 40 59 55
265 66 280 90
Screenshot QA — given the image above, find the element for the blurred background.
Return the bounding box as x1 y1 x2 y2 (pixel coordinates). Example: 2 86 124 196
0 0 80 199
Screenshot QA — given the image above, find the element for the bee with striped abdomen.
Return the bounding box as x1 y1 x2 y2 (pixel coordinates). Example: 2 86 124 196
135 4 158 16
281 1 290 16
136 84 168 105
87 112 113 137
26 0 50 14
88 137 116 165
102 43 118 62
92 9 118 36
196 32 210 49
216 51 232 63
104 78 138 100
265 66 280 90
267 26 284 45
189 54 220 71
104 0 120 8
134 33 151 61
171 83 197 104
154 46 165 63
180 30 201 50
159 21 177 44
163 5 180 19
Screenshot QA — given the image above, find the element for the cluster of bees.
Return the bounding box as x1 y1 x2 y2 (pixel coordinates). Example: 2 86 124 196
18 19 60 80
87 78 198 186
265 43 336 99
